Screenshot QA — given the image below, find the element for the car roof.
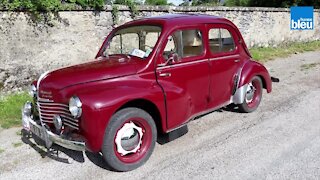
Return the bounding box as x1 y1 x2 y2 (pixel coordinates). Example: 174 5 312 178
123 14 233 27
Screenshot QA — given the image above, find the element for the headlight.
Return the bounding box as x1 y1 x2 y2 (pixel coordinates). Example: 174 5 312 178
69 96 82 118
29 84 37 97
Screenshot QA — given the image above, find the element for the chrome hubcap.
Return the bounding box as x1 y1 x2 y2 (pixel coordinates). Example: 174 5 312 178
115 122 143 156
245 83 256 103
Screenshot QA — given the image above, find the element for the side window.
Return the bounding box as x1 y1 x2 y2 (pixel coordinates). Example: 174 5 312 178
208 29 220 53
163 29 203 60
209 28 235 53
163 36 176 59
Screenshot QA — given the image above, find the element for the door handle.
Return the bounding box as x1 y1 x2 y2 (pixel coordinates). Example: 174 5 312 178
159 73 171 77
234 59 240 63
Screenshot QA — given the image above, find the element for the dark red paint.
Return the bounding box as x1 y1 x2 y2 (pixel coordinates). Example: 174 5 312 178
35 14 272 152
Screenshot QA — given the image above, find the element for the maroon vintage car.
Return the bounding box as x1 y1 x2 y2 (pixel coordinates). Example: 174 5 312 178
22 14 273 171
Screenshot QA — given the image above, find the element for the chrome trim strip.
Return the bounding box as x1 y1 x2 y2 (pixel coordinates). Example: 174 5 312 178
209 54 240 61
40 110 73 117
62 119 78 126
41 114 77 123
157 59 208 70
62 122 79 130
37 101 45 127
36 71 50 90
37 98 54 103
38 102 68 107
60 115 78 122
42 118 79 130
42 120 53 123
38 100 78 129
41 114 78 126
39 106 70 112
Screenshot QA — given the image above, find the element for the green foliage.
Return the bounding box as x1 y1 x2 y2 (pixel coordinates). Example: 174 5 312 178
0 0 61 12
0 92 32 129
224 0 319 8
111 4 119 25
192 0 219 6
250 40 320 62
12 142 23 147
145 0 168 5
0 0 106 23
224 0 249 6
0 0 106 12
114 0 139 18
300 63 319 71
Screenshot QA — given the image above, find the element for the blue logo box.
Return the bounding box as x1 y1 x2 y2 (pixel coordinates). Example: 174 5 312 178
290 6 314 30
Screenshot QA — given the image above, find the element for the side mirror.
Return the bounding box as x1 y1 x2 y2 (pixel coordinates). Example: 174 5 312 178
158 53 179 67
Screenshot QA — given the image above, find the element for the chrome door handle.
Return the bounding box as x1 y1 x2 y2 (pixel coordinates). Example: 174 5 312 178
234 59 240 63
159 73 171 77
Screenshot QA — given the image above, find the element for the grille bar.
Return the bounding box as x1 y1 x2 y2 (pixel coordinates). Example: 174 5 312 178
37 98 79 130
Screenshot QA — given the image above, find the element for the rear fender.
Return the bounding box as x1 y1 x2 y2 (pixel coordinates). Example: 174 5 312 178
232 60 272 104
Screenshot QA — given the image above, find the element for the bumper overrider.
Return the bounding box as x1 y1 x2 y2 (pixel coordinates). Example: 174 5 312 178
22 102 86 151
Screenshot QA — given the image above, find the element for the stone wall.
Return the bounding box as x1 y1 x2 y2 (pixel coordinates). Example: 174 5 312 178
0 6 319 91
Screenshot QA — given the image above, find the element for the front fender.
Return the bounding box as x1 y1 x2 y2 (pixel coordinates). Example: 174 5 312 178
238 60 272 93
62 75 165 152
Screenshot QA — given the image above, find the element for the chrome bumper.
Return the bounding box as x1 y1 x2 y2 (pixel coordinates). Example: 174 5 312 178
22 102 86 151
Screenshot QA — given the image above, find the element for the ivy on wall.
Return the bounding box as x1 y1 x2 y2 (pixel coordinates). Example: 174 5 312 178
0 0 105 23
0 0 105 11
0 0 139 25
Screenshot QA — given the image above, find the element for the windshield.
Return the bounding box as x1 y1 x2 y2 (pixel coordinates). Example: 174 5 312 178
104 25 162 59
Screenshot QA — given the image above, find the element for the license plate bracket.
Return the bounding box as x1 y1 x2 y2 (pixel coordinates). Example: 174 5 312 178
29 122 52 148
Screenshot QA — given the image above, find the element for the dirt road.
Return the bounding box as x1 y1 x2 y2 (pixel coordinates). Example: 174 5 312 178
0 51 320 179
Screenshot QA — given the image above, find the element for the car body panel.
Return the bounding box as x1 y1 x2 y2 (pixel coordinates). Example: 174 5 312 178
26 14 272 152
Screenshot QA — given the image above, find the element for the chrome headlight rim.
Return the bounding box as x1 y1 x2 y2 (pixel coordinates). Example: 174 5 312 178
69 96 82 118
29 84 37 97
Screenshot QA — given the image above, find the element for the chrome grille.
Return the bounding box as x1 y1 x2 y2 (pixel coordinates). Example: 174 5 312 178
37 98 79 130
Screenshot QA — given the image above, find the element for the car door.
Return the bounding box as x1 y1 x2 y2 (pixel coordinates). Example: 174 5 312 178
207 24 244 108
156 27 210 130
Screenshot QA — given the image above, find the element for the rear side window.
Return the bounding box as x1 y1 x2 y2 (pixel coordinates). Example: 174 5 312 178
209 28 235 53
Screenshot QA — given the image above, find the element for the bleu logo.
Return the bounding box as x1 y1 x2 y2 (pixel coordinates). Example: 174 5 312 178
290 6 314 30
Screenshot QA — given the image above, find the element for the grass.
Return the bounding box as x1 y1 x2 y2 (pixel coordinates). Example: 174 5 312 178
0 148 4 154
12 142 23 148
250 40 320 62
16 130 22 136
0 92 32 129
300 62 320 71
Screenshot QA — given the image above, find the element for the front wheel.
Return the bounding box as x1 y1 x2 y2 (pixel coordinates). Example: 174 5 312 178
238 76 263 113
102 107 157 171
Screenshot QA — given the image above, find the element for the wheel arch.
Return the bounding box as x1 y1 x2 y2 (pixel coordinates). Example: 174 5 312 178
239 60 272 93
118 98 164 134
257 74 267 90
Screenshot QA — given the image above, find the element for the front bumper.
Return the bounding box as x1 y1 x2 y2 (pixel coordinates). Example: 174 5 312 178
22 102 86 151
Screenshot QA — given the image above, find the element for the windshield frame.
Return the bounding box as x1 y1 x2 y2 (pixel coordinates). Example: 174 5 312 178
97 24 163 59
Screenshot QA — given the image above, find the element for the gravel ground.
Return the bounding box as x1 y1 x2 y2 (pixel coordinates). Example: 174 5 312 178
0 51 320 180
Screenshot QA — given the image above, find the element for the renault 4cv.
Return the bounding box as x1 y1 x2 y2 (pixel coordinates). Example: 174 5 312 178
22 14 273 171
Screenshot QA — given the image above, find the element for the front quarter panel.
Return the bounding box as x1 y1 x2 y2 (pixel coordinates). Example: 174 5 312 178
61 73 165 152
239 60 272 93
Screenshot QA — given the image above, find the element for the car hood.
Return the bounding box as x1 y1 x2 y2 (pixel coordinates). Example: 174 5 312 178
38 56 137 97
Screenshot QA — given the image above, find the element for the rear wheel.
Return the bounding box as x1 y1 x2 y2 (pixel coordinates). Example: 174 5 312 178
238 76 263 113
102 107 157 171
